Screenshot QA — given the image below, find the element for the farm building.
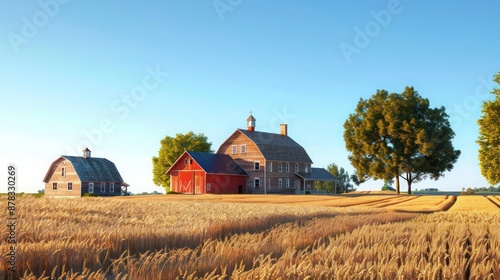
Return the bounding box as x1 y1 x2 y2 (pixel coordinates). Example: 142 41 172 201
167 151 248 194
43 148 129 197
168 115 338 194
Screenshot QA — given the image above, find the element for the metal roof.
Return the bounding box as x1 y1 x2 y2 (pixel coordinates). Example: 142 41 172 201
186 151 248 175
238 129 313 163
54 156 127 185
295 167 338 181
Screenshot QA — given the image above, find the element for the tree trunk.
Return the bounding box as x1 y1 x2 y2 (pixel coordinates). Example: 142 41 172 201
395 176 400 194
407 173 412 195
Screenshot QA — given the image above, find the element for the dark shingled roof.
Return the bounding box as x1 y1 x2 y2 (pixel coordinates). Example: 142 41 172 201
238 129 313 163
60 156 127 184
187 151 248 175
295 168 338 181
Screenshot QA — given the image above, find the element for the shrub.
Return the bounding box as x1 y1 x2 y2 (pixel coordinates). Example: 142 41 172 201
83 193 98 197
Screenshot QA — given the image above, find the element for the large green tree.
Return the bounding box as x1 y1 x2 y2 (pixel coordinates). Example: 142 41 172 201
477 71 500 185
152 132 212 192
344 87 461 194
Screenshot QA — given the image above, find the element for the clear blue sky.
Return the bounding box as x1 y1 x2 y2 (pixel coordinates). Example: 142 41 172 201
1 1 499 193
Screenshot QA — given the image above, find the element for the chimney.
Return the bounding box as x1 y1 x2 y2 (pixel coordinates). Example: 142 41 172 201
246 114 256 132
280 124 288 136
83 147 91 158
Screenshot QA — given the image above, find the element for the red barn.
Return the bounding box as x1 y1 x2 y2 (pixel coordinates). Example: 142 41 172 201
166 151 248 194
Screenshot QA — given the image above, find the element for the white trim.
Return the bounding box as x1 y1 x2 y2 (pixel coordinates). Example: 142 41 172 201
52 182 58 191
295 163 299 173
286 163 290 173
286 179 290 188
110 183 116 193
254 161 260 170
278 162 282 172
67 182 73 191
240 144 247 154
100 182 106 193
231 145 238 154
278 178 283 188
89 182 94 193
268 162 272 172
254 177 261 189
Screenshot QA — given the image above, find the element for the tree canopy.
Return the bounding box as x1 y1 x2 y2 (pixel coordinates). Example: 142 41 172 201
477 70 500 185
152 132 212 192
344 86 460 194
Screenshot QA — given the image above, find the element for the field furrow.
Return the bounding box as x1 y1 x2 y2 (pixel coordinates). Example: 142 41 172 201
448 195 500 212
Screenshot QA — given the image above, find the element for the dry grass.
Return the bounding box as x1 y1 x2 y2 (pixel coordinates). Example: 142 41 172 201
448 196 500 212
1 194 498 279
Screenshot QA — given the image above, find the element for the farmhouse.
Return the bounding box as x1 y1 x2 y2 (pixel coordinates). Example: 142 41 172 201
43 148 129 197
167 115 338 194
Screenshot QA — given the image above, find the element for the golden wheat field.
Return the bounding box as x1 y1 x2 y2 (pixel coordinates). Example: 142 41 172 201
1 194 499 279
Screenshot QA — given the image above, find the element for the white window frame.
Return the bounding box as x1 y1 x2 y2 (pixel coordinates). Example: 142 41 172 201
278 162 282 172
231 145 237 154
286 163 290 173
286 179 290 188
61 167 66 177
295 163 299 173
52 182 57 191
100 182 106 193
110 183 116 193
268 162 272 172
254 161 260 170
240 144 247 154
89 182 94 193
254 178 260 189
278 178 283 188
305 165 310 173
67 182 73 191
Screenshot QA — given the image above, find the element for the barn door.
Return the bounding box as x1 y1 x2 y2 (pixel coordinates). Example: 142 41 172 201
179 171 194 193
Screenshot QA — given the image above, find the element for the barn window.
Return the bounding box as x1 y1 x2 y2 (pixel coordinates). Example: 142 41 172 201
61 167 66 177
52 182 58 191
268 162 272 172
286 179 290 188
278 162 282 172
285 163 290 173
110 183 116 193
254 161 260 170
89 183 94 193
295 163 299 173
100 182 106 193
207 183 211 191
305 165 310 173
278 178 282 188
254 178 260 189
231 145 237 154
67 182 73 191
240 144 247 154
184 158 188 165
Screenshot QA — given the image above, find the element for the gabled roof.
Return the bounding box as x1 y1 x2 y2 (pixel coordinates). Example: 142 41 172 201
238 129 313 163
295 167 338 181
43 156 128 185
167 151 248 176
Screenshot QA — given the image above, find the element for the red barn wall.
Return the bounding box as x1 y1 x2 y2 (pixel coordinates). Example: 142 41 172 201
206 174 247 194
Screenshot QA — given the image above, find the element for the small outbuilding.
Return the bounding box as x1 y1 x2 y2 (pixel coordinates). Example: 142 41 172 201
166 151 248 194
43 148 129 197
